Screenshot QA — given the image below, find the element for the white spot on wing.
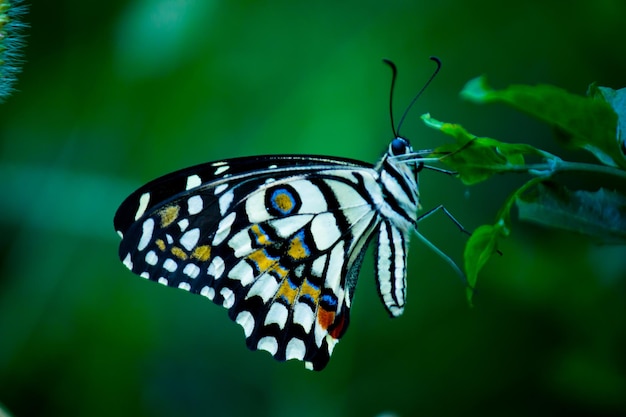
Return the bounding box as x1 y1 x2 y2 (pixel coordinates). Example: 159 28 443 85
229 228 253 257
157 277 168 285
187 195 203 215
135 192 151 220
178 282 191 291
292 180 328 212
285 338 306 361
236 311 255 338
186 174 202 190
178 218 189 232
180 228 200 251
214 165 229 175
257 336 278 356
137 218 155 251
219 190 234 215
140 272 149 279
163 258 178 272
183 263 200 279
268 215 314 238
212 212 236 246
246 273 279 303
227 260 255 286
245 192 272 223
264 303 289 329
311 213 340 251
214 183 228 194
122 253 133 270
207 256 225 279
326 334 339 355
325 241 344 290
311 255 327 278
220 287 235 308
293 303 315 332
314 316 327 347
200 286 215 300
145 250 158 265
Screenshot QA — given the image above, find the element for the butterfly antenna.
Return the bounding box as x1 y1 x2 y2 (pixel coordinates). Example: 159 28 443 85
395 56 442 135
382 58 399 137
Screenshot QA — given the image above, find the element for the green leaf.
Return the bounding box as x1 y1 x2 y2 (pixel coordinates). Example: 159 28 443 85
422 113 553 185
462 177 544 301
516 182 626 243
464 223 506 304
588 84 626 156
461 76 625 169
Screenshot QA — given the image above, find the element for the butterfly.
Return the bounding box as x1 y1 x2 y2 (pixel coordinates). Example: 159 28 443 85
113 58 462 370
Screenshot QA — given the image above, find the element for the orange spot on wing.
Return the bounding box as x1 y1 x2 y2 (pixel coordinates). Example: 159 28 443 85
329 314 346 339
317 307 336 331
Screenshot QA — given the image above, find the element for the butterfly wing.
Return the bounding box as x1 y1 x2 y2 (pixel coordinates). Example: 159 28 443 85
114 155 383 370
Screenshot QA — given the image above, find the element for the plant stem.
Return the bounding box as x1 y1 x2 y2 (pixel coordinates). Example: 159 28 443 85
502 160 626 181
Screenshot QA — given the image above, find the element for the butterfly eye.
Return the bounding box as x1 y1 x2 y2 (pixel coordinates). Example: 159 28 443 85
390 138 410 155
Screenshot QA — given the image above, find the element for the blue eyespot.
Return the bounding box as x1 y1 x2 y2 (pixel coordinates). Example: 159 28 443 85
390 138 410 155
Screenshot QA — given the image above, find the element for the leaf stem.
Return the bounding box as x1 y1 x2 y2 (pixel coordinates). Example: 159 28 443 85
501 160 626 180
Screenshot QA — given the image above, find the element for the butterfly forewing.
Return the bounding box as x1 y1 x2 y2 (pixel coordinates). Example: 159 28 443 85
114 155 371 237
115 156 391 370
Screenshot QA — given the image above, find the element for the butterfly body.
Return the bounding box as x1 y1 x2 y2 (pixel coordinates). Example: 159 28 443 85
114 137 422 370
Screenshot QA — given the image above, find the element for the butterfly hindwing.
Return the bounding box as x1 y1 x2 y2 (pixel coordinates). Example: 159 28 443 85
115 159 384 370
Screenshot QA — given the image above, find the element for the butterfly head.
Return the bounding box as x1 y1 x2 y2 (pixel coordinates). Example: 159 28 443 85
390 137 412 156
386 137 425 173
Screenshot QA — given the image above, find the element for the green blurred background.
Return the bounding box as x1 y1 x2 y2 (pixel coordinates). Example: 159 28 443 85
1 1 626 416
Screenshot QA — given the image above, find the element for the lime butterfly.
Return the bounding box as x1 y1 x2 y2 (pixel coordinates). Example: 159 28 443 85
114 58 464 370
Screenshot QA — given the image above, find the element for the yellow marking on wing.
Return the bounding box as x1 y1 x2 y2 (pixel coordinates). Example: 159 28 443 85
288 234 308 260
250 224 272 245
273 192 293 212
158 205 180 227
170 246 188 260
272 264 289 280
155 239 166 251
276 279 298 305
192 245 211 261
300 279 320 303
248 249 275 273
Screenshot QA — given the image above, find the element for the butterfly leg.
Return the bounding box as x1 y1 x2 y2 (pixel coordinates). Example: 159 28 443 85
422 165 457 176
418 204 502 257
417 204 470 237
414 204 469 286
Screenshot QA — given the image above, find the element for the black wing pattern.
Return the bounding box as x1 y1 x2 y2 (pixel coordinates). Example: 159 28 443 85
114 155 385 370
